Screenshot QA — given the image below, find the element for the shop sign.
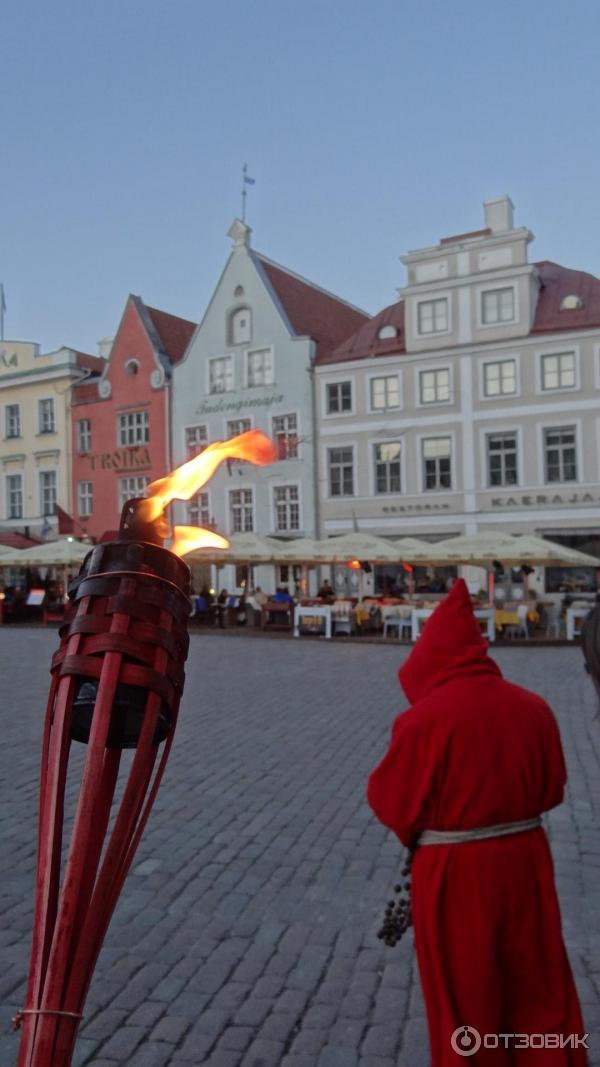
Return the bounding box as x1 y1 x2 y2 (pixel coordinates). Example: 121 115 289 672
490 491 600 508
196 394 284 416
382 503 451 513
87 447 151 472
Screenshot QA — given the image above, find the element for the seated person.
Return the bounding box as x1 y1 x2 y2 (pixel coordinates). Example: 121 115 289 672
272 585 293 604
317 579 334 601
254 586 269 607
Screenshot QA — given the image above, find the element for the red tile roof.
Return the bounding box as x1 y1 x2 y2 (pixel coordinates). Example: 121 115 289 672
532 260 600 334
324 300 405 365
255 254 370 363
75 351 105 375
146 305 196 364
0 532 45 549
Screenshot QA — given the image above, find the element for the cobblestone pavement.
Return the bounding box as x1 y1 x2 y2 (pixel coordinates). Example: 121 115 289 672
1 629 599 1067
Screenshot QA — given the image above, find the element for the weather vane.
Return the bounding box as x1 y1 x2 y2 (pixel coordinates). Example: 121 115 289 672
241 163 255 223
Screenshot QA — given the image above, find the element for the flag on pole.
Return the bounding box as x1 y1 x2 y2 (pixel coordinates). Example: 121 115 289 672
0 284 6 314
243 173 256 185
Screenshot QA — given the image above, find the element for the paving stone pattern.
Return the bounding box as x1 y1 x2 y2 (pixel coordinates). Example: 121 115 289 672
1 629 599 1066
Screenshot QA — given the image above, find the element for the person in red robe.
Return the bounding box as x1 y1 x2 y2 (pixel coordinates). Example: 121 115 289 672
367 579 587 1065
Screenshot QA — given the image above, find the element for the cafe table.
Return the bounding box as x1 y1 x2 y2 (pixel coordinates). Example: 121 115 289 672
294 603 332 639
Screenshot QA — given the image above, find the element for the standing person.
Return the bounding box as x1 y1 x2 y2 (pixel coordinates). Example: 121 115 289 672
367 579 587 1066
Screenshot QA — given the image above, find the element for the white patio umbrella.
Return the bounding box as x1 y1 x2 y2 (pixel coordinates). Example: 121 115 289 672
184 532 288 564
16 539 91 567
309 533 405 563
424 531 599 568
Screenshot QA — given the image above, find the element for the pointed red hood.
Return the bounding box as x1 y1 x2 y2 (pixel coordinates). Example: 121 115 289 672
399 579 501 703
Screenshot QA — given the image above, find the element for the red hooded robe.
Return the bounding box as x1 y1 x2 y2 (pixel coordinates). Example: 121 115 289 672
367 579 587 1066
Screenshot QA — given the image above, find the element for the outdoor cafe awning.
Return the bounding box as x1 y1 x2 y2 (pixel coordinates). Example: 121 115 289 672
0 539 91 568
420 531 600 568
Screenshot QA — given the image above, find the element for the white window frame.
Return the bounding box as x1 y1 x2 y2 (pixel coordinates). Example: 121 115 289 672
6 472 23 520
367 372 402 413
118 475 150 511
271 483 302 534
485 430 520 489
77 418 92 454
228 485 255 534
478 425 524 490
325 443 357 498
225 416 253 439
39 468 58 516
5 403 21 439
479 355 520 401
416 365 453 407
184 423 208 459
272 412 300 460
244 346 274 388
322 377 356 419
536 346 580 395
207 354 234 395
478 284 517 328
418 433 455 493
370 439 404 496
414 296 451 337
539 421 581 486
117 410 149 447
78 480 93 517
187 490 211 527
38 398 55 434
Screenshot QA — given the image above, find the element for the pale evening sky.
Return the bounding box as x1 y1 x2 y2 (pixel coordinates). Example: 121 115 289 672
2 0 600 354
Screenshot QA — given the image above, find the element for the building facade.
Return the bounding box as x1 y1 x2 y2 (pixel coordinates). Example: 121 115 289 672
71 295 196 540
316 197 600 596
172 219 368 592
0 340 103 537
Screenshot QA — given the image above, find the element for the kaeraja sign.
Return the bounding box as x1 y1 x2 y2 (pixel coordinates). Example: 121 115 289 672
490 491 600 508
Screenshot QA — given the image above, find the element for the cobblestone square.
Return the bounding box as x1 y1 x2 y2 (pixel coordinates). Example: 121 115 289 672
1 629 599 1066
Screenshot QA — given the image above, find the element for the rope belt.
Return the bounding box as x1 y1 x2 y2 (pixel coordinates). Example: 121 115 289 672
11 1009 83 1032
418 815 542 847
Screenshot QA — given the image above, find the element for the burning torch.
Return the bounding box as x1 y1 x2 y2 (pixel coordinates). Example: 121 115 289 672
14 430 275 1067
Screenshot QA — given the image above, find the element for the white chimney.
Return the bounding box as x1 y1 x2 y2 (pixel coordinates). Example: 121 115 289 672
484 196 514 233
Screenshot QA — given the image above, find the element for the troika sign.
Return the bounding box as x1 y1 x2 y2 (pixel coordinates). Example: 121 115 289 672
86 447 152 472
195 394 285 416
490 491 600 508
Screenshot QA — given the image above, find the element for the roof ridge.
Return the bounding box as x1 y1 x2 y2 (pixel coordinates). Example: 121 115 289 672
253 251 370 318
144 302 197 328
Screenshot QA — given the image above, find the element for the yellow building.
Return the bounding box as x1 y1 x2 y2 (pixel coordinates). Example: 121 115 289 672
0 340 103 536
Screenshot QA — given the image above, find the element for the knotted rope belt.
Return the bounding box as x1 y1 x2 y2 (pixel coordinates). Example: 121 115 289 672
378 815 542 948
418 815 542 847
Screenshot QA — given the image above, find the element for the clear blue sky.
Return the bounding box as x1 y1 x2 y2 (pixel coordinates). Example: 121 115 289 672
3 0 600 353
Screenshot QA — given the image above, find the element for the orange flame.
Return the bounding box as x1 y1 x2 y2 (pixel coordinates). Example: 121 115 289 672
140 429 276 558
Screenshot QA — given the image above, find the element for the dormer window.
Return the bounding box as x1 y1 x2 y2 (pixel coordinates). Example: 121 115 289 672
377 325 397 340
229 307 252 345
559 294 584 311
125 358 140 376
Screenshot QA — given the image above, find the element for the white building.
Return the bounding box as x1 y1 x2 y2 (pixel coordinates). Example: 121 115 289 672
172 219 368 593
316 197 600 598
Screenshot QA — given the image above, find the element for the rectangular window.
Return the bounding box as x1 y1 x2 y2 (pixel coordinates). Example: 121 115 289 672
544 426 577 483
6 404 20 438
374 442 402 494
487 433 518 487
247 348 274 387
188 491 210 526
78 480 93 517
272 413 298 459
77 418 91 453
118 475 150 510
482 287 515 324
541 352 576 391
209 356 234 394
39 398 55 434
326 382 352 414
483 359 516 397
39 470 57 516
417 298 448 335
229 488 254 532
6 474 23 519
185 424 208 458
419 368 451 404
328 447 354 496
118 410 149 446
422 437 452 491
274 485 300 532
370 376 400 411
226 418 252 438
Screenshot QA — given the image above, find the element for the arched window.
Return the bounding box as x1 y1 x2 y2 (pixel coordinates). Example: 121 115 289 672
229 306 252 345
559 294 584 311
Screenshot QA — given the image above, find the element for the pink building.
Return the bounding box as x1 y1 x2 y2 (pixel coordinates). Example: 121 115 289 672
71 295 196 540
